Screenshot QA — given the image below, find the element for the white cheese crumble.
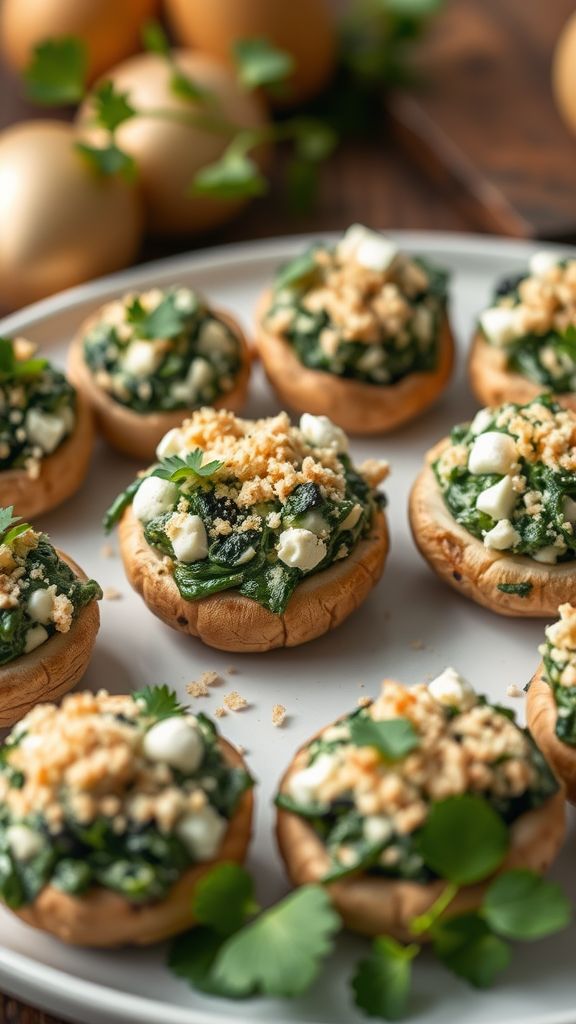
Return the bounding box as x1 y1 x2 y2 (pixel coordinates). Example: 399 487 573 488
6 824 45 862
476 475 516 521
340 504 363 531
470 408 494 436
133 476 178 524
143 715 204 773
338 224 399 272
479 306 519 347
529 250 560 278
122 340 161 378
427 666 475 709
197 320 236 357
288 752 336 804
276 527 327 572
23 624 49 653
532 545 561 564
167 513 208 563
483 519 521 551
299 413 349 452
468 431 518 475
156 427 185 461
27 586 55 625
25 407 69 455
176 804 227 860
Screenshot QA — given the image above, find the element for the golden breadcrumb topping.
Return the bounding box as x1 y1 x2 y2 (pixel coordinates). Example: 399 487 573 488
541 603 576 687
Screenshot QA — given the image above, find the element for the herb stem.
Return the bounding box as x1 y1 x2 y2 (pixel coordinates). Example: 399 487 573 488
409 881 459 936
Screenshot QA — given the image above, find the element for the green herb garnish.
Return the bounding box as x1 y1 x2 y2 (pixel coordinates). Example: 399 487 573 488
233 38 295 91
133 685 185 721
157 450 224 482
496 582 533 597
349 715 419 761
0 338 48 381
25 38 87 105
417 796 509 886
352 936 420 1021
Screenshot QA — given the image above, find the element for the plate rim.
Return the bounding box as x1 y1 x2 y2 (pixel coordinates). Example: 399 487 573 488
1 228 576 1024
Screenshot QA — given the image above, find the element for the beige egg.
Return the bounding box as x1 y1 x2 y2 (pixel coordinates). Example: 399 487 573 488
0 121 142 311
164 0 336 108
553 12 576 135
77 50 268 236
0 0 158 82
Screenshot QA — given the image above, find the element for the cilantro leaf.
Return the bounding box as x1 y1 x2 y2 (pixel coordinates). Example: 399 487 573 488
25 38 87 105
211 885 340 997
141 20 170 55
418 795 509 885
431 912 511 989
170 69 209 103
350 716 419 761
133 685 185 721
192 863 258 937
274 251 320 291
192 151 268 200
0 337 47 380
482 870 571 940
76 141 136 180
233 38 295 90
91 81 136 132
126 294 185 340
156 449 224 482
168 926 234 997
351 935 419 1020
0 507 20 542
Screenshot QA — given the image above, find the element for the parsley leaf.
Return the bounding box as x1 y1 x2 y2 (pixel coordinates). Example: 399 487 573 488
126 294 185 340
91 81 136 132
496 582 533 598
168 926 234 997
418 795 509 885
192 863 258 937
233 38 295 90
0 507 31 548
25 38 87 105
170 69 209 103
211 885 340 997
141 20 170 55
76 142 136 180
0 337 48 380
133 685 185 721
156 449 224 482
274 250 320 291
431 912 511 989
192 150 268 200
482 870 571 940
352 935 419 1020
349 716 419 761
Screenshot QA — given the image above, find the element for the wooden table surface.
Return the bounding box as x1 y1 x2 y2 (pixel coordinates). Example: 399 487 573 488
1 0 575 1020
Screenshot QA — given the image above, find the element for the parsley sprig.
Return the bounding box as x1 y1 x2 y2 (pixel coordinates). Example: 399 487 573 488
133 685 185 721
0 338 48 381
156 450 225 483
0 507 31 548
350 715 419 761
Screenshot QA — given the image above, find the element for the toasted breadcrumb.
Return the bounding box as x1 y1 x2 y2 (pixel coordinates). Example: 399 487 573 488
215 706 227 718
223 691 248 712
357 696 372 708
187 680 209 698
506 684 524 698
410 639 425 650
272 704 287 727
100 543 115 559
103 586 122 601
226 666 238 675
200 670 220 687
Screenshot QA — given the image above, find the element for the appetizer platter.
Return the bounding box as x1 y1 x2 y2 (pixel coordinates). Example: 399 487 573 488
0 231 575 1024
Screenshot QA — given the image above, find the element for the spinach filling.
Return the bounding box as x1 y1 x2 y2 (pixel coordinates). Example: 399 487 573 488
266 248 449 384
106 451 383 616
276 704 558 884
0 706 252 909
433 396 576 561
0 513 102 666
82 288 241 414
0 338 75 471
482 262 576 393
542 647 576 748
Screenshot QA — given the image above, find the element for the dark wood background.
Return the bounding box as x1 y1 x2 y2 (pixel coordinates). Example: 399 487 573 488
1 0 576 1019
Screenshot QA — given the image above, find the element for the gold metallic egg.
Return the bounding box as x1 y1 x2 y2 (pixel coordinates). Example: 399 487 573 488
77 50 269 236
0 121 143 310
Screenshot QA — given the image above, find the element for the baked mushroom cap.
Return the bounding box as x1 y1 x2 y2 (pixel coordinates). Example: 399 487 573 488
255 290 454 435
0 552 100 727
14 739 253 947
118 505 389 652
469 331 576 412
276 771 565 941
2 393 94 519
68 308 251 461
409 441 576 617
527 666 576 804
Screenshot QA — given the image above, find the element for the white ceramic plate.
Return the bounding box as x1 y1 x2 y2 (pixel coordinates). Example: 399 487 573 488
0 231 575 1024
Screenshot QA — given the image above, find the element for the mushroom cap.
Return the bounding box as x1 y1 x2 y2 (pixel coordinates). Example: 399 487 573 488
0 552 100 727
527 665 576 804
1 391 94 519
254 290 454 435
276 737 566 941
13 739 253 947
68 307 251 461
118 506 389 652
409 441 576 617
469 330 576 411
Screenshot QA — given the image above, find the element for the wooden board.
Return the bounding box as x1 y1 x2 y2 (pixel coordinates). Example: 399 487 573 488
389 0 576 240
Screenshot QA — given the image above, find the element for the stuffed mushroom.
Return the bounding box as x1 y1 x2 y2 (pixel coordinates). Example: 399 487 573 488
0 687 253 946
68 285 250 460
255 225 453 435
0 337 93 518
0 507 101 725
528 603 576 803
109 408 389 652
276 673 565 940
470 251 576 410
409 395 576 616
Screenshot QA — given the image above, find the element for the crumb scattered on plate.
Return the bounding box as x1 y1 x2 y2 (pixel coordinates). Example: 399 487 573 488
187 680 209 698
357 696 371 708
100 543 115 559
506 684 524 698
226 665 238 675
410 639 425 650
214 706 226 718
103 586 122 601
272 704 287 727
223 690 249 712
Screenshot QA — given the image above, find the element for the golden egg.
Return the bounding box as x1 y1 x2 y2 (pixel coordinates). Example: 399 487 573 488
164 0 337 107
0 121 143 311
553 12 576 135
77 50 268 236
0 0 158 82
